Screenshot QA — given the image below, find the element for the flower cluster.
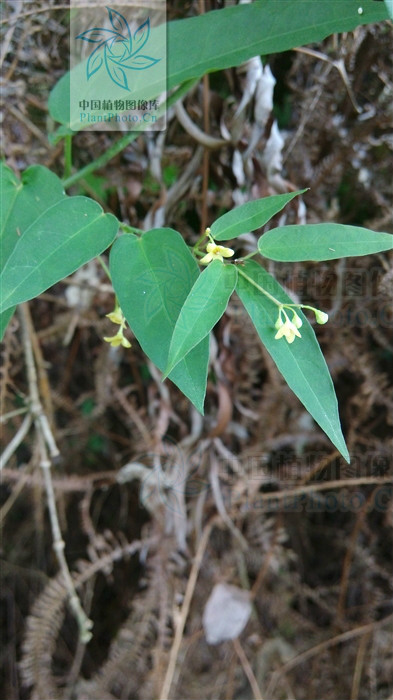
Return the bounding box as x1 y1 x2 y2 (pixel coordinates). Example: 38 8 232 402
103 304 131 348
275 307 302 344
274 304 329 344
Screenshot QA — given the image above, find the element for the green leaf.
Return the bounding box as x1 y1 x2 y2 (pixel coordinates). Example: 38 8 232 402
1 163 68 338
258 223 393 261
49 1 389 128
164 260 237 377
236 260 350 462
211 191 307 241
1 163 66 264
0 197 118 313
0 307 15 340
109 229 209 413
384 0 393 21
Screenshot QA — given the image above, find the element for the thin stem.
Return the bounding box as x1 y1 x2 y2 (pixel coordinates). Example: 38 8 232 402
19 303 93 642
192 230 209 255
238 250 259 262
119 222 144 235
159 520 214 700
0 406 29 423
0 412 32 471
63 132 137 189
97 255 111 281
236 267 282 307
299 303 318 312
232 637 264 700
63 134 73 179
62 79 199 189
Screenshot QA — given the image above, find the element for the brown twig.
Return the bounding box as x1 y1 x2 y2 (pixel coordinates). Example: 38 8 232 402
18 303 93 643
336 487 380 624
266 613 393 697
233 637 264 700
350 631 372 700
158 519 215 700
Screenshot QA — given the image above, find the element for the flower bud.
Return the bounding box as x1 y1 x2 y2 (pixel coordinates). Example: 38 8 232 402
314 309 329 324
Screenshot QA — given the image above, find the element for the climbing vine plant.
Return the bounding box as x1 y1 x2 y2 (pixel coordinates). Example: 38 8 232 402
1 163 392 462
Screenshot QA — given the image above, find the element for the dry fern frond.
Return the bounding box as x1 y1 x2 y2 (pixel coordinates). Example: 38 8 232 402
20 572 66 700
20 540 145 700
84 542 177 700
83 598 158 699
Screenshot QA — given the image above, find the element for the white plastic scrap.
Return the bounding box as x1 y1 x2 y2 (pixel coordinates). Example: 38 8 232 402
202 582 252 645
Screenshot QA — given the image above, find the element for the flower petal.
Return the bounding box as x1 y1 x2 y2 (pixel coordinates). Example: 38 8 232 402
220 246 235 258
274 325 286 340
106 310 123 324
103 333 123 346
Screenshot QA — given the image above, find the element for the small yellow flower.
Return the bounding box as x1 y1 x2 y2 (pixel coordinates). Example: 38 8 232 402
274 310 302 344
200 242 235 264
104 303 131 348
103 330 131 348
106 308 124 325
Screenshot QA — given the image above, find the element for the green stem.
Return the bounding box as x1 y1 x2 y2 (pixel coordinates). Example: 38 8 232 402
193 230 209 254
119 222 144 235
236 267 282 307
97 255 111 281
62 78 199 190
238 250 259 262
63 132 137 188
298 304 317 312
63 134 73 179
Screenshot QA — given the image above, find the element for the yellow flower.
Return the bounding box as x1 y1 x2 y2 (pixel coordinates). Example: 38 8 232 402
274 310 302 344
103 329 131 348
106 308 124 325
200 242 234 264
104 303 131 348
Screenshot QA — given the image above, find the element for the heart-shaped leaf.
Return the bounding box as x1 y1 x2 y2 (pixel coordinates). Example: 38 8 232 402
1 163 67 337
1 188 118 314
110 229 210 413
